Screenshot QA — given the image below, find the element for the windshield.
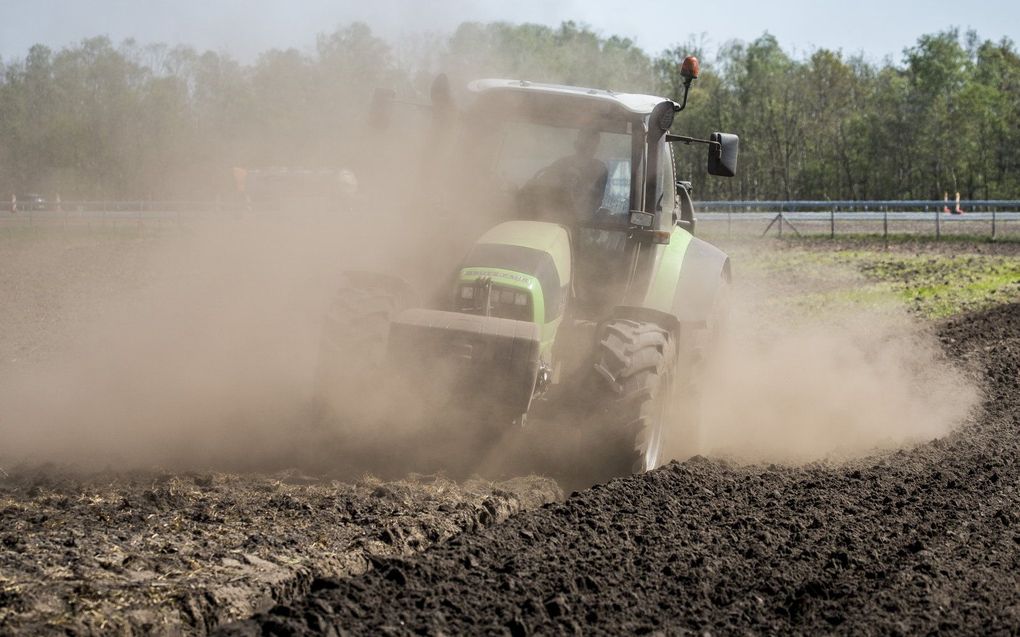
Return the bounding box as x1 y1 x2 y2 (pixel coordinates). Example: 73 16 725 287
490 121 633 225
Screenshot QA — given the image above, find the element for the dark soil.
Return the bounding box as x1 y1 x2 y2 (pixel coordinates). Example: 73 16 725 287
224 302 1020 635
0 471 560 635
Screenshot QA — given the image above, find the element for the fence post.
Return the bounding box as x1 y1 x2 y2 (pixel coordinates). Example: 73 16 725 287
727 209 732 239
830 206 835 239
991 206 996 241
883 206 888 245
935 205 940 241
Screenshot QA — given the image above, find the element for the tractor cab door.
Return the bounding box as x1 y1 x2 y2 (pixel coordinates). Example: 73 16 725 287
571 148 635 319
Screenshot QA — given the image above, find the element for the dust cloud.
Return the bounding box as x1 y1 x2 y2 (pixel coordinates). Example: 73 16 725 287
0 170 497 474
669 283 982 465
0 224 984 475
0 69 983 479
0 216 356 468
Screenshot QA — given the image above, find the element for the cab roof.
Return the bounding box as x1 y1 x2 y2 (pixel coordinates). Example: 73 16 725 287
467 79 670 116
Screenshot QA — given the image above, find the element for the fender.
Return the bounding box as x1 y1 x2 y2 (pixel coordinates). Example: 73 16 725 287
671 236 730 324
638 228 730 327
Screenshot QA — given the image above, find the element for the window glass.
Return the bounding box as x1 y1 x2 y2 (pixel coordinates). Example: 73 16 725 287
493 122 632 223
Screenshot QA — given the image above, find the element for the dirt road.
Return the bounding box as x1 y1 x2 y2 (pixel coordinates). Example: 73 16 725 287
224 302 1020 635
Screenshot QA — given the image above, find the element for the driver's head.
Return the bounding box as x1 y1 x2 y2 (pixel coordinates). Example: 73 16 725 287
574 128 601 159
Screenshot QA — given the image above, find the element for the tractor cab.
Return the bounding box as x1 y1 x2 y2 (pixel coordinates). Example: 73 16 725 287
454 78 737 322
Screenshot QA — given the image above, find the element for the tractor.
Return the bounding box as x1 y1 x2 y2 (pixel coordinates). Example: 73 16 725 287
315 57 738 477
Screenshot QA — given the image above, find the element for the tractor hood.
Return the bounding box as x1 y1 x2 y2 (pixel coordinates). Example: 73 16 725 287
459 221 571 322
473 221 571 283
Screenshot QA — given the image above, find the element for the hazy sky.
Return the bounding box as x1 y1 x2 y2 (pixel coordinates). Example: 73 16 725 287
1 0 1018 64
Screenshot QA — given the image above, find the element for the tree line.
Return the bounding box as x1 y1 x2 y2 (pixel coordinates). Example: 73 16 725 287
0 21 1016 201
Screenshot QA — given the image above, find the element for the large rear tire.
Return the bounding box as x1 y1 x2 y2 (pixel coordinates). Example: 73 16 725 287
590 319 679 476
313 273 414 426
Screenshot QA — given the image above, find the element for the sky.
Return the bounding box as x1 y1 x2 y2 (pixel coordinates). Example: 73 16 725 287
1 0 1018 65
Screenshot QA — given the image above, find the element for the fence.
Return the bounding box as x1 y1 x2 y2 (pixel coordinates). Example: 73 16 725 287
3 199 1020 240
0 200 225 229
0 199 338 231
696 200 1020 240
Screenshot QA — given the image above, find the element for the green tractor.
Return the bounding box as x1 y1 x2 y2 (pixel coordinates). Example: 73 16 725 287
316 57 738 477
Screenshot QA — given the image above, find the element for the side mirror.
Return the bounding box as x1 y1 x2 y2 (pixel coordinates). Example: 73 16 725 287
430 73 456 129
430 73 452 109
368 87 396 129
708 132 739 177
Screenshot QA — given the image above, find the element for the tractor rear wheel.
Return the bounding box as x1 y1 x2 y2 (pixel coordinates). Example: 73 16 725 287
590 319 680 476
313 273 414 426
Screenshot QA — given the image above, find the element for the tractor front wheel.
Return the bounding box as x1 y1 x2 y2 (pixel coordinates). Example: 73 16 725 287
590 319 679 476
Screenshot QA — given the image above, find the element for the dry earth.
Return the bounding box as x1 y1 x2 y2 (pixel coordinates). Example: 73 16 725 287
0 471 560 634
225 301 1020 635
0 230 564 636
1 231 1017 635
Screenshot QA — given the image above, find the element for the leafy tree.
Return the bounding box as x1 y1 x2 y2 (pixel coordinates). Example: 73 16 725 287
0 23 1017 201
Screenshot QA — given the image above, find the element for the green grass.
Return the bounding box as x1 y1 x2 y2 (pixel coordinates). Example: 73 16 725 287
734 245 1020 319
871 257 1020 318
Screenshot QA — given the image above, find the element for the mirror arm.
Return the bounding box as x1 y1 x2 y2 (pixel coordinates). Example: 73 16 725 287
666 134 721 152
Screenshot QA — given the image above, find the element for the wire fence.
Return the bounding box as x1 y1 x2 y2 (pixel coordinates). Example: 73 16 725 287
0 200 223 227
2 199 1019 240
696 200 1020 240
0 199 330 232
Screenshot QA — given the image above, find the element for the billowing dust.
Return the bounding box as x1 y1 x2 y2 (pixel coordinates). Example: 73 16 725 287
0 220 979 478
0 113 981 478
667 275 981 465
0 210 473 466
0 217 347 468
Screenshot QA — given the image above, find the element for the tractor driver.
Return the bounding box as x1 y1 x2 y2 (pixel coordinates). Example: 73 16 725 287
548 128 609 221
521 128 609 225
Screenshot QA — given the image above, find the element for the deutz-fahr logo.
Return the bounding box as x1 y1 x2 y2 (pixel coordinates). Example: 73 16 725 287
462 269 532 285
